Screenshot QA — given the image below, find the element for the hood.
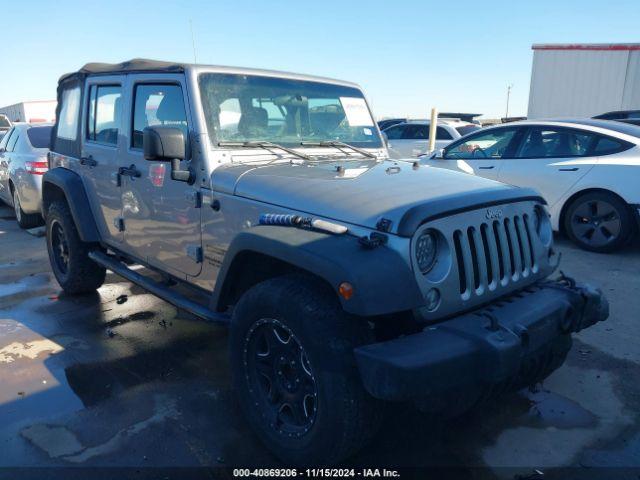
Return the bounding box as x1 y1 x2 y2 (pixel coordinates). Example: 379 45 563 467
211 159 542 236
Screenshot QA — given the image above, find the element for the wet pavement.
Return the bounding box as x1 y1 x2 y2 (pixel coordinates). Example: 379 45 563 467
0 204 639 478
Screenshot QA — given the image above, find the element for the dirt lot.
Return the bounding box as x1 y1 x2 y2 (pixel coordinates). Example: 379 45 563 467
0 204 638 478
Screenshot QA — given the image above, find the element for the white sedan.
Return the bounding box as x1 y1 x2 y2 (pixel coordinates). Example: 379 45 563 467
423 119 640 253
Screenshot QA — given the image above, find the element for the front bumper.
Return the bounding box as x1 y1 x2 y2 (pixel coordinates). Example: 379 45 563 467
355 279 608 403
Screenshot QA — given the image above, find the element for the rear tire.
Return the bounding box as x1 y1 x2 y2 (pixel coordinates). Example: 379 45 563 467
564 191 633 253
46 200 106 294
230 274 383 465
13 188 41 229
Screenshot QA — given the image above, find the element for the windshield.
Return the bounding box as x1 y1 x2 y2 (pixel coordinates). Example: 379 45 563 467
27 125 52 148
198 73 382 149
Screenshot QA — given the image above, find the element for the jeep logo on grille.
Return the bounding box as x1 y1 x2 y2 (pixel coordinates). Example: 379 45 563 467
485 208 503 220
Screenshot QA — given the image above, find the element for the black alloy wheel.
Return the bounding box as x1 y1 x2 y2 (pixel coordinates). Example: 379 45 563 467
244 318 317 437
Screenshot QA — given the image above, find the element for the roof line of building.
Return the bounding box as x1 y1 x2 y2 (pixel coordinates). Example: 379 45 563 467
532 43 640 51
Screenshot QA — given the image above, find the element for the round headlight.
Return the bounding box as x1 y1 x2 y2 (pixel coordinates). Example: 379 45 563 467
415 231 438 274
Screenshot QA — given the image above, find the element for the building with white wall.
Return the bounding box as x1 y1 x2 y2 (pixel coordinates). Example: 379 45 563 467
527 43 640 119
0 100 56 123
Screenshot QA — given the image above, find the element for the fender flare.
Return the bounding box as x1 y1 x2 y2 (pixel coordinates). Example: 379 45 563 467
211 225 423 317
42 168 101 243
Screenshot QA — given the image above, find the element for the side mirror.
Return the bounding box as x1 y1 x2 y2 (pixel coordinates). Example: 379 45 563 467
433 148 444 159
143 126 193 183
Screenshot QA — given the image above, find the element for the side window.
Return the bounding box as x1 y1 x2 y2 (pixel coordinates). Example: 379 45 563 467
517 128 593 158
436 126 453 140
87 85 122 145
444 128 518 159
57 86 81 140
0 128 14 150
384 125 405 140
132 84 187 149
401 125 427 140
592 135 632 155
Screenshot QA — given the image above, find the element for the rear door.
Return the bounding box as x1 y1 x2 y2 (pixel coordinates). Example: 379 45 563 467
0 127 15 203
399 124 429 157
2 128 21 202
497 126 597 208
118 74 202 277
425 127 521 180
81 76 125 243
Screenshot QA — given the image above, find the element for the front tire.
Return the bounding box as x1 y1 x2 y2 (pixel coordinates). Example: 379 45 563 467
13 188 41 229
230 275 382 465
564 191 634 253
46 200 106 294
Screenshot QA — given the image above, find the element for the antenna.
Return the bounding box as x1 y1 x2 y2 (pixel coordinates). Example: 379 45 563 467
189 19 197 64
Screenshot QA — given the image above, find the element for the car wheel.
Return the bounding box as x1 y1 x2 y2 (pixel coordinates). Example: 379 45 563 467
230 274 383 465
46 200 106 294
564 191 633 253
13 188 41 229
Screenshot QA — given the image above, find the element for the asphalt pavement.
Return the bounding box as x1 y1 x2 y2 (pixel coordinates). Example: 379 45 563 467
0 204 638 478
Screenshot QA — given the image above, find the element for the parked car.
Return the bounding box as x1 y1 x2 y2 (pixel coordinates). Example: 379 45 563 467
383 119 481 158
423 119 640 252
0 123 52 228
43 59 606 464
0 114 11 140
593 109 640 127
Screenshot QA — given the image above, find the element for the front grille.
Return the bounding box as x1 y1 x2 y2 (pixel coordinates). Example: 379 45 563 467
453 213 538 299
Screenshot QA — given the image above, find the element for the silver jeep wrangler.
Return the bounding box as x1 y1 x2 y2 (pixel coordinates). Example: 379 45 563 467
43 59 608 464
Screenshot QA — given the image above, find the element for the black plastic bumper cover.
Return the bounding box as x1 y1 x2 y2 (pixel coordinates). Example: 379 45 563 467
354 280 608 401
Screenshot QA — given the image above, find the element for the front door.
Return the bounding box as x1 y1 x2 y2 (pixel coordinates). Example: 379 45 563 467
424 127 521 180
497 126 596 208
81 77 124 242
118 74 202 278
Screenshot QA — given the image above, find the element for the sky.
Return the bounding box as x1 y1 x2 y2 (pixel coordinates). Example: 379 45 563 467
1 0 639 119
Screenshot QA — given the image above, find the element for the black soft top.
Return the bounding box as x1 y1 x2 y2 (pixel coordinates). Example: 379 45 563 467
59 58 185 82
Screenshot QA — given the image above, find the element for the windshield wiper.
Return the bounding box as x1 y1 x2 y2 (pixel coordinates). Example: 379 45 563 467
218 141 312 161
300 141 377 159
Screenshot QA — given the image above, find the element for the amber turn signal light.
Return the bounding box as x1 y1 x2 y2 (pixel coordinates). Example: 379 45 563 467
338 282 354 300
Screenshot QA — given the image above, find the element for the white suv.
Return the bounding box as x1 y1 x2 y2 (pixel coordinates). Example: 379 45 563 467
383 119 480 158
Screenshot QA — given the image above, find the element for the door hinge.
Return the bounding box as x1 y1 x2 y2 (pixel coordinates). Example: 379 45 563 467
186 245 203 263
185 190 202 208
114 217 125 232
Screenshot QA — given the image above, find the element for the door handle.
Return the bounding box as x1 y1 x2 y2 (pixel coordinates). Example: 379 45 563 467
478 165 495 169
118 164 141 178
559 167 579 172
80 155 97 167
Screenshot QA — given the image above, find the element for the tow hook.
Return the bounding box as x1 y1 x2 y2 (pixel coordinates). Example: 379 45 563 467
546 272 609 333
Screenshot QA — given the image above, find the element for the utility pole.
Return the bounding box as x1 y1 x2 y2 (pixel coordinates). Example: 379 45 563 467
505 84 513 119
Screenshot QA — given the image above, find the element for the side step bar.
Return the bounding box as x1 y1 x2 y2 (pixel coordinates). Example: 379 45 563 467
88 250 230 326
